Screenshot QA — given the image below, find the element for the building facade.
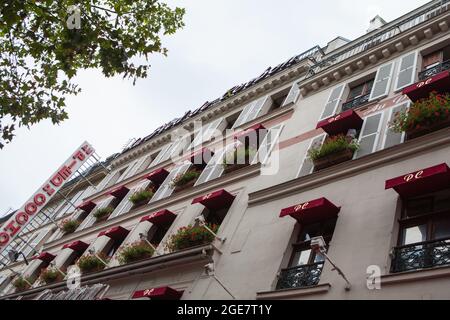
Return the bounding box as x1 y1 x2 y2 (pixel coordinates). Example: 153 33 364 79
1 0 450 300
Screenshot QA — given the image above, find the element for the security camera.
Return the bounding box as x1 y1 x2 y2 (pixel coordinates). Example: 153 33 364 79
310 236 326 252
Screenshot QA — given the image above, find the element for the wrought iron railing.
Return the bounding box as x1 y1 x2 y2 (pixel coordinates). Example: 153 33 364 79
306 0 450 79
418 60 450 80
390 237 450 273
341 93 371 112
276 262 324 290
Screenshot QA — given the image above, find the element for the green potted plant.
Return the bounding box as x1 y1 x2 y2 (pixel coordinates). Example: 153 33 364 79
60 219 81 234
165 224 219 252
92 206 114 222
171 169 201 193
222 146 257 174
391 92 450 140
12 277 33 292
117 241 155 265
76 253 108 274
129 188 154 207
39 268 63 285
308 134 359 171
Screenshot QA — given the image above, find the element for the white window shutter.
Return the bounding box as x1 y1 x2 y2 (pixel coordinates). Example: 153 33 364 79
282 83 300 107
55 190 84 218
195 150 226 186
297 134 326 178
246 95 271 123
320 85 345 121
110 180 152 219
369 62 395 101
150 144 172 168
232 102 255 129
256 124 284 165
354 112 384 159
78 198 115 230
395 51 418 91
151 162 191 202
382 102 410 149
190 118 226 149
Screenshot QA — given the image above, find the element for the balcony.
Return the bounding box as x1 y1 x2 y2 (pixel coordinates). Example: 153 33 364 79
418 60 450 80
276 262 324 290
341 93 371 112
390 238 450 274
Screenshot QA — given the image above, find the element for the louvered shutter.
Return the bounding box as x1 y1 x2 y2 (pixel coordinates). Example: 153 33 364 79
149 144 172 168
232 102 256 129
55 190 84 218
245 96 271 123
150 162 191 202
383 102 409 149
369 62 395 101
78 198 115 230
319 85 345 120
282 83 300 107
354 112 384 159
256 124 284 165
190 118 225 149
395 51 418 91
298 134 326 177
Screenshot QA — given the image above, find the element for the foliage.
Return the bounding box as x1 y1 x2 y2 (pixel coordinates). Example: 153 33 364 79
0 1 185 148
76 252 108 274
166 224 219 252
391 92 450 133
129 188 154 205
171 169 201 188
93 206 114 220
308 134 359 161
39 268 62 284
60 219 80 234
117 240 154 265
223 146 257 166
13 277 32 291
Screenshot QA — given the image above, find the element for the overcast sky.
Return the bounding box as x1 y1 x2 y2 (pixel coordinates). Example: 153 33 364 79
0 0 430 216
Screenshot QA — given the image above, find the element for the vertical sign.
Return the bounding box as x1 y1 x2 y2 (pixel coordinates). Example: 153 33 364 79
0 141 95 254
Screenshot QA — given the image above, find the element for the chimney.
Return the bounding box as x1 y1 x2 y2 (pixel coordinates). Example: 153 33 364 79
367 15 387 33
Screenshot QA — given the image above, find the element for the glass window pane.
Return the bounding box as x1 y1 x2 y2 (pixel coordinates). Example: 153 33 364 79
434 219 450 240
292 249 312 266
405 197 433 217
362 114 382 136
402 225 427 245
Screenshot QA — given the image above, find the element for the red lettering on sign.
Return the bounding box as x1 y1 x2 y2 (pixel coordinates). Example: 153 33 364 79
3 221 21 237
73 150 86 161
51 174 64 187
43 184 55 196
82 145 93 155
0 232 9 246
25 203 38 215
34 193 46 206
15 212 29 225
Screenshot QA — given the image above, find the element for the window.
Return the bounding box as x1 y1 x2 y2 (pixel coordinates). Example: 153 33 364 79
319 85 345 121
150 162 191 203
354 112 384 159
277 218 337 290
394 51 418 91
419 45 450 80
369 62 395 101
297 134 326 178
149 137 189 168
382 102 410 149
188 118 227 150
255 124 284 165
342 78 374 111
232 96 272 129
391 189 450 273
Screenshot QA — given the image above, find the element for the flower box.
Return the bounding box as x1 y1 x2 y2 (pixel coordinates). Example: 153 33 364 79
60 219 81 234
166 224 219 252
13 277 32 292
406 117 450 140
93 206 114 222
39 268 64 285
117 241 155 265
222 147 256 174
77 253 108 274
312 148 355 171
171 169 201 193
129 188 154 208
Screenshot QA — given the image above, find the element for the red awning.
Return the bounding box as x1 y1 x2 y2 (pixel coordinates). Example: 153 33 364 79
146 168 170 185
402 70 450 102
280 198 340 225
385 163 450 198
78 200 96 213
132 286 183 300
109 185 130 198
189 147 214 167
234 123 266 147
62 240 89 253
98 226 130 241
192 189 235 210
316 109 364 136
140 210 177 226
35 252 56 264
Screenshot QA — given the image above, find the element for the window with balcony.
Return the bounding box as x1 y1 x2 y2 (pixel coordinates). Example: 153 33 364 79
140 210 177 248
420 45 450 80
391 189 450 274
341 78 375 112
277 218 337 290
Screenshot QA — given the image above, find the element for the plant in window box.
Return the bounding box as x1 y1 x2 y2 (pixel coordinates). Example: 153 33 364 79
92 206 114 222
165 224 219 252
391 92 450 140
12 277 33 292
129 188 154 207
39 268 63 285
308 134 359 171
171 169 201 193
60 219 81 234
76 252 109 274
222 146 257 174
117 240 155 265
